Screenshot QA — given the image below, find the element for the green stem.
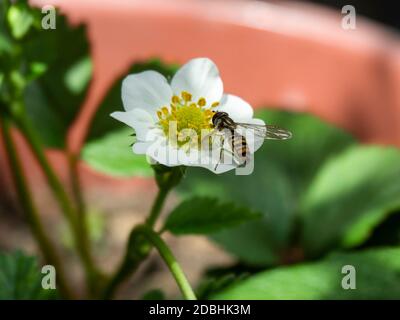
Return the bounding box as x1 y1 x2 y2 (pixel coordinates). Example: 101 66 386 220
103 186 171 299
15 114 76 224
0 117 73 299
67 152 102 294
102 224 196 300
13 112 100 294
68 152 86 229
140 226 196 300
102 166 184 299
146 187 170 228
102 225 151 299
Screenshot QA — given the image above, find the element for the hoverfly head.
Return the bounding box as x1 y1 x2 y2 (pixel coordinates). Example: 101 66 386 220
212 111 229 128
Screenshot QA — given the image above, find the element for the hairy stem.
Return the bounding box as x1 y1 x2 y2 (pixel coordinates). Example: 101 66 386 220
140 225 196 300
103 225 196 300
102 225 151 299
66 152 102 294
13 112 100 295
146 187 170 228
102 186 170 299
0 117 73 299
68 152 86 230
102 166 184 299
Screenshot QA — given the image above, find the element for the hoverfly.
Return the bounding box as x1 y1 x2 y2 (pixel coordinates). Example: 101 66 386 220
207 111 292 170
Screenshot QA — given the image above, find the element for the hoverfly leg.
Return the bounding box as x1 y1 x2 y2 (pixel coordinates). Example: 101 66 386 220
215 148 237 171
214 136 225 171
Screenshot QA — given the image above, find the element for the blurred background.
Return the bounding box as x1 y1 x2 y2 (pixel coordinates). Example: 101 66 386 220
0 0 399 299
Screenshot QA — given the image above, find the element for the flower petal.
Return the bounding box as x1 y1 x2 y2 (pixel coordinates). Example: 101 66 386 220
211 162 238 174
216 94 254 122
197 138 238 174
132 141 152 154
122 71 172 116
110 109 154 141
171 58 223 104
144 137 182 167
132 128 165 154
199 153 237 174
137 133 239 174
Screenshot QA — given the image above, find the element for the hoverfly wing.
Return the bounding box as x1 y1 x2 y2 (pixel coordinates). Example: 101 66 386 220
235 123 292 140
264 125 292 140
200 129 224 147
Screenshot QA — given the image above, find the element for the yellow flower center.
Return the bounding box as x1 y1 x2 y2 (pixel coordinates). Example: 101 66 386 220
157 91 219 147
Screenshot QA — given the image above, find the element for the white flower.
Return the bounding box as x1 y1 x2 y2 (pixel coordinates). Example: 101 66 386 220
111 58 265 174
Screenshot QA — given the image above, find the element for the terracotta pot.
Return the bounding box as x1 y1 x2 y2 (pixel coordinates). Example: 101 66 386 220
32 0 400 149
2 0 400 202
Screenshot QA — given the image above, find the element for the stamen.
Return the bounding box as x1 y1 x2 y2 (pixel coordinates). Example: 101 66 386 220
157 91 220 148
211 102 219 108
181 91 192 102
198 97 206 107
172 95 180 104
161 106 169 115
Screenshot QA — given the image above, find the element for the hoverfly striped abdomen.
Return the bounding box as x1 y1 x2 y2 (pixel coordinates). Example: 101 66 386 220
212 112 249 166
209 111 292 170
231 130 250 166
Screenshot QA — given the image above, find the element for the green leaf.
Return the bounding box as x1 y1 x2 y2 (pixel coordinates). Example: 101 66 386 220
28 61 48 80
164 197 261 235
179 110 355 266
0 24 13 57
141 289 165 300
0 30 13 56
0 1 12 56
21 9 92 148
64 56 92 95
360 210 400 247
196 273 249 299
212 247 400 299
0 251 58 300
211 222 279 266
7 2 35 40
81 127 153 177
301 146 400 257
